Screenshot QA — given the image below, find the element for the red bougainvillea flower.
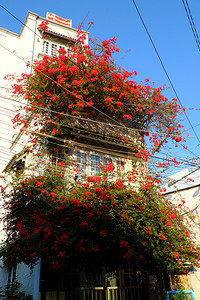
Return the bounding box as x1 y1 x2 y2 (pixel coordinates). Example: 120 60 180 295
99 230 107 238
175 137 182 142
2 169 200 274
2 29 195 275
38 21 49 31
87 177 102 183
158 234 166 241
172 252 179 259
36 181 44 187
166 222 173 227
94 188 101 194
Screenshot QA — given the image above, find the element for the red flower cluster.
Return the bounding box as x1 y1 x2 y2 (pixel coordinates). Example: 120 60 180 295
38 21 49 32
2 168 199 274
10 29 184 165
2 27 195 275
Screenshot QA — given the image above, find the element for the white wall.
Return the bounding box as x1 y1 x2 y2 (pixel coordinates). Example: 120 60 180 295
166 186 200 299
17 262 41 299
0 259 41 299
0 11 82 174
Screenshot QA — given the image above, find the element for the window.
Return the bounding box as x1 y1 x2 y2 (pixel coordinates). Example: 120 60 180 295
117 160 126 172
8 266 17 284
76 151 124 178
77 151 86 175
42 41 49 54
42 42 70 57
51 43 57 56
103 157 112 166
91 155 100 175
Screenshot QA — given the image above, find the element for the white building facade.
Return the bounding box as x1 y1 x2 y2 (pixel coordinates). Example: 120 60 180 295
0 11 84 173
165 168 200 299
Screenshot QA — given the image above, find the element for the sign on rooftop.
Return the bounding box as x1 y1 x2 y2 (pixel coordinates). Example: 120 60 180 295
46 12 72 27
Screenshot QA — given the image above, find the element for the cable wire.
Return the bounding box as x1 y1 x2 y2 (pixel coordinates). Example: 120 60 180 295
131 0 200 146
0 7 123 128
0 96 195 139
1 4 200 178
181 0 200 51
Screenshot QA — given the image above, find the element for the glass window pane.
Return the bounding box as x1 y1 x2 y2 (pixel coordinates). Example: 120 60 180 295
91 155 100 174
103 157 112 166
42 41 49 54
77 151 86 176
51 43 57 55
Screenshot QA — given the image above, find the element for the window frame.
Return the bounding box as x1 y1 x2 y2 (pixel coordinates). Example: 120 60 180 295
51 43 57 56
42 41 49 54
76 150 125 178
41 40 69 57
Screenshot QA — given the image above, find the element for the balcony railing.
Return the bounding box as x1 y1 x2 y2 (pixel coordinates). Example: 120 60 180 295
66 287 104 300
41 286 144 300
107 286 143 300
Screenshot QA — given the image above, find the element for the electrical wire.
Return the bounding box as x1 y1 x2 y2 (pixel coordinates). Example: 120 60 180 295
1 5 200 179
0 98 150 135
181 0 200 51
0 127 199 175
2 95 200 147
0 97 197 139
0 126 197 174
0 9 123 129
1 107 200 171
0 5 36 33
131 0 200 147
0 96 199 169
0 5 192 138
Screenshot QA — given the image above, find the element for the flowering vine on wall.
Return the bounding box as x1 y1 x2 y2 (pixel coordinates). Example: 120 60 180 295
2 23 199 275
2 166 199 273
10 24 184 159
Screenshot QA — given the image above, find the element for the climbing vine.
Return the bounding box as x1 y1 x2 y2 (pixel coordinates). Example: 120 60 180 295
2 24 198 275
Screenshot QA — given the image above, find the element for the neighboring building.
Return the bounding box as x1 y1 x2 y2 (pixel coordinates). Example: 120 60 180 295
164 168 200 299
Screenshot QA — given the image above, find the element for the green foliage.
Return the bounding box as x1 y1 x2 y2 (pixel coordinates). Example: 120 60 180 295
2 166 199 274
1 279 32 300
167 287 194 300
3 27 197 280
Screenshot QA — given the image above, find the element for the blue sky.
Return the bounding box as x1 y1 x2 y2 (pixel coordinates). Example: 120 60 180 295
1 0 200 176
